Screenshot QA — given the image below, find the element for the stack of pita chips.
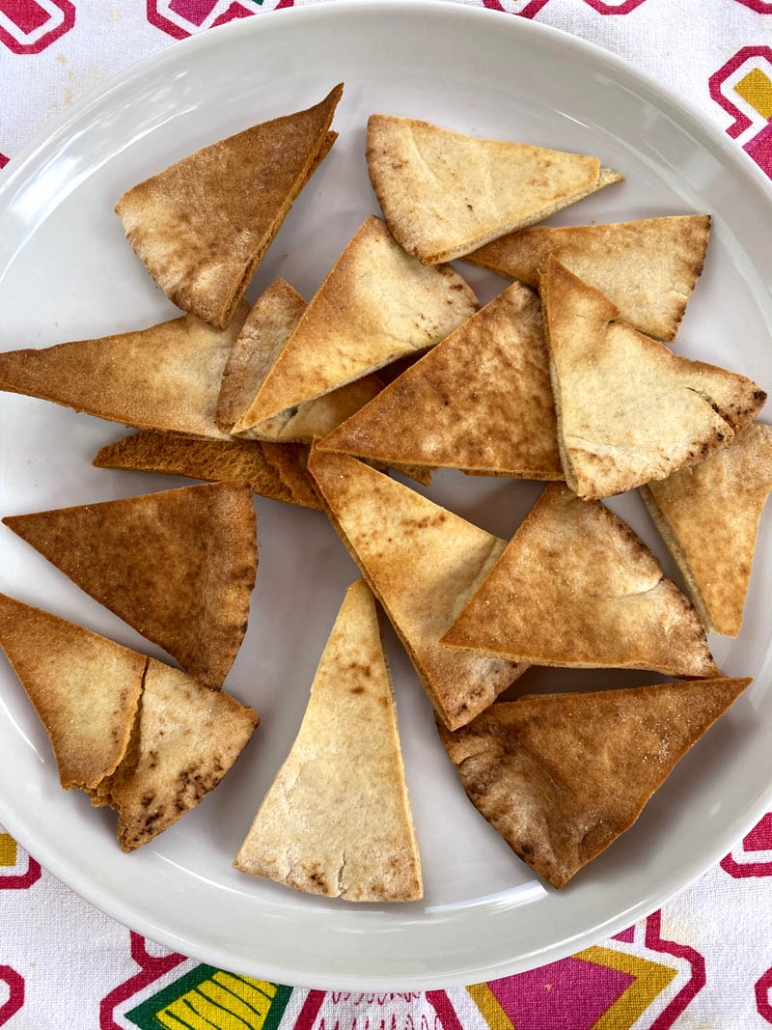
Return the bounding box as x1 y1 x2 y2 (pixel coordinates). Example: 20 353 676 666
235 580 422 902
3 482 258 690
229 217 479 434
116 85 343 328
0 592 258 851
464 214 711 341
541 256 766 501
307 448 525 730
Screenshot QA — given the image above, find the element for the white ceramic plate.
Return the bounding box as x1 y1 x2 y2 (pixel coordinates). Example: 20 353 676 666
1 0 772 991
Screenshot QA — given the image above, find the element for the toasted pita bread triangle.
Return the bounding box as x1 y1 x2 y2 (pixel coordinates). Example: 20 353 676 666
234 580 422 901
111 659 258 852
241 217 479 427
116 86 343 329
641 422 772 636
367 114 624 264
542 257 766 500
307 449 525 729
0 592 145 791
437 677 749 888
466 215 711 341
3 483 257 689
0 302 249 439
259 442 322 509
91 431 323 509
216 277 385 443
441 483 719 677
318 281 562 479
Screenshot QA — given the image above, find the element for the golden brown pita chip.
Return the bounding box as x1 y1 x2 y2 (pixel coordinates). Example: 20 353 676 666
116 86 343 329
542 257 766 500
111 659 258 852
216 278 385 443
466 215 711 341
3 483 257 690
0 592 144 792
307 449 525 729
260 442 322 510
234 580 422 901
367 114 624 264
438 677 749 888
240 217 479 427
641 422 772 636
318 281 562 479
441 483 719 677
91 430 324 508
0 302 250 440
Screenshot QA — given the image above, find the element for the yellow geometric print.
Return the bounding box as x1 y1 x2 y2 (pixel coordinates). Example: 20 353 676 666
154 972 280 1030
735 67 772 120
575 946 677 1030
467 983 516 1029
0 833 17 867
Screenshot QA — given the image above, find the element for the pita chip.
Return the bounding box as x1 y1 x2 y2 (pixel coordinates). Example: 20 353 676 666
3 482 257 690
116 86 343 328
441 483 719 677
542 257 766 500
234 580 422 901
318 281 562 479
111 659 258 852
307 449 525 729
466 215 711 341
367 114 624 265
92 430 323 509
216 277 384 443
0 301 250 440
641 421 772 636
239 217 479 428
259 442 323 509
437 677 749 888
0 592 144 792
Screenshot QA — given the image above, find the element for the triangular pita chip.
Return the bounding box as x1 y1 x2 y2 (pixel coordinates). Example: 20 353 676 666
3 482 257 689
307 449 525 729
216 277 385 442
441 483 719 677
641 421 772 636
0 592 144 792
367 114 624 264
116 86 343 328
0 302 250 440
465 215 711 341
110 659 258 852
240 217 479 427
437 677 749 888
234 580 422 901
92 430 322 509
318 281 562 479
542 257 766 500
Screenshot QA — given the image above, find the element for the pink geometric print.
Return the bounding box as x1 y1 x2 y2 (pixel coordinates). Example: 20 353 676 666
745 120 772 177
581 0 648 12
146 0 263 40
0 154 8 171
99 932 186 1030
756 966 772 1024
0 966 24 1026
733 0 772 11
709 46 772 138
487 959 634 1030
722 813 772 877
645 911 705 1030
0 0 76 55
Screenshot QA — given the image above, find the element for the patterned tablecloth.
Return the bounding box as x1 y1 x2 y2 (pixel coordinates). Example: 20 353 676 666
1 1 772 1027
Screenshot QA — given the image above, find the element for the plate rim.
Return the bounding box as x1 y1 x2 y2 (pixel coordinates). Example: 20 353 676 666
1 0 772 990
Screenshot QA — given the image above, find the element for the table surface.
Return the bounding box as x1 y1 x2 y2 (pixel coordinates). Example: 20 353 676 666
2 1 772 1028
